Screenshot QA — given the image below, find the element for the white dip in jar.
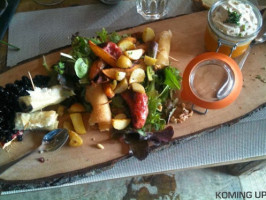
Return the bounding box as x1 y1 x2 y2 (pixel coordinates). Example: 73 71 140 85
212 0 259 37
205 0 263 57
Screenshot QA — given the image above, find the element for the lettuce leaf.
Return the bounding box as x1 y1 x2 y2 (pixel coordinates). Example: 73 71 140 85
164 66 181 90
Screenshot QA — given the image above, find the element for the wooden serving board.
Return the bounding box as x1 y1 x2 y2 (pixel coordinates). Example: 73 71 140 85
0 11 266 187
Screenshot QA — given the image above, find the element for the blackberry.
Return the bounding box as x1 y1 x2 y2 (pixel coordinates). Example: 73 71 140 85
33 75 50 88
0 74 51 145
21 76 32 88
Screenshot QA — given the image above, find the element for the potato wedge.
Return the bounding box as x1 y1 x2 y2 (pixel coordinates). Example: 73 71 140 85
89 40 117 68
124 49 145 60
131 82 145 94
110 80 117 90
114 78 128 94
112 118 131 130
129 68 145 84
102 68 124 80
142 27 155 42
102 63 146 80
114 113 127 119
116 55 133 69
115 71 126 81
68 130 83 147
117 37 137 51
144 55 157 66
102 82 115 98
57 105 65 117
70 113 86 134
68 103 86 113
63 121 74 131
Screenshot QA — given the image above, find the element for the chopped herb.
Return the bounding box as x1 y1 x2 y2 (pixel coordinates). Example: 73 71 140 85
255 75 266 83
225 9 241 26
53 62 65 75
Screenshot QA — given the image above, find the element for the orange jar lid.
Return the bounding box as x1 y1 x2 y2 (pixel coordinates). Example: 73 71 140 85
181 52 242 109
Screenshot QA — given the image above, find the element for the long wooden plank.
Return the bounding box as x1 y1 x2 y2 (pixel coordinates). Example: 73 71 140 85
0 11 265 187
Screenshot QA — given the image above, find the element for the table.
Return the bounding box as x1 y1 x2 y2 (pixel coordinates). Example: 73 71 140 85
0 0 266 196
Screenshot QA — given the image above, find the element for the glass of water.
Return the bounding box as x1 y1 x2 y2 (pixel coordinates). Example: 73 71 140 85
136 0 169 20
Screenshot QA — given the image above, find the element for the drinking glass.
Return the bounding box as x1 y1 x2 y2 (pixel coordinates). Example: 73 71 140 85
136 0 169 20
33 0 65 6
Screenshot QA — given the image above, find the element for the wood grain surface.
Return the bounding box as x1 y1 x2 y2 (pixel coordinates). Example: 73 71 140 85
0 11 265 185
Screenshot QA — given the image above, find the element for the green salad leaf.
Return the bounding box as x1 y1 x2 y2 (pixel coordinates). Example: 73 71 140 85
164 66 181 90
74 58 91 78
71 36 92 59
97 28 108 43
142 66 182 132
109 32 122 43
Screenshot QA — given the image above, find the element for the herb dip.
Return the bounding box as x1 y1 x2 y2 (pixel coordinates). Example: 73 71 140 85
212 0 259 37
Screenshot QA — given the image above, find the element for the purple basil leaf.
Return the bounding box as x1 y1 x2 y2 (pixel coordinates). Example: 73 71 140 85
124 132 149 161
148 126 174 145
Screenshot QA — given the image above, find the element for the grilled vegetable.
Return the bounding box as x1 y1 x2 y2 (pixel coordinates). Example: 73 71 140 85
121 91 149 129
70 113 86 134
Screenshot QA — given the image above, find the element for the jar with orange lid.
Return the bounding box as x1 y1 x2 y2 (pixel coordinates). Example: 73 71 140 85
205 0 263 58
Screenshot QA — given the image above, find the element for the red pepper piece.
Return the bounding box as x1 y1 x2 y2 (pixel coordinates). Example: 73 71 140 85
103 42 122 59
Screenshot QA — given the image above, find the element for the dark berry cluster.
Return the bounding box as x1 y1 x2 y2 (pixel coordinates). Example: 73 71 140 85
0 75 50 145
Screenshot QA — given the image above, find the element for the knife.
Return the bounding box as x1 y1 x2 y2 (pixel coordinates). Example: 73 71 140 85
0 0 21 40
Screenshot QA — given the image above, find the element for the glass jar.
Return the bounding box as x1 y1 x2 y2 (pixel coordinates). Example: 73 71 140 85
205 0 263 58
181 52 243 110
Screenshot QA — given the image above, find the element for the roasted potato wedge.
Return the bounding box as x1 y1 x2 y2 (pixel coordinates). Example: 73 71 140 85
110 80 117 90
117 55 133 69
115 71 126 81
129 68 145 84
68 130 83 147
102 63 146 80
114 113 127 119
114 78 128 94
57 105 65 117
131 82 145 94
63 121 74 131
70 113 86 134
142 27 155 42
144 55 157 66
117 37 137 51
112 118 131 130
68 103 86 113
124 49 145 60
